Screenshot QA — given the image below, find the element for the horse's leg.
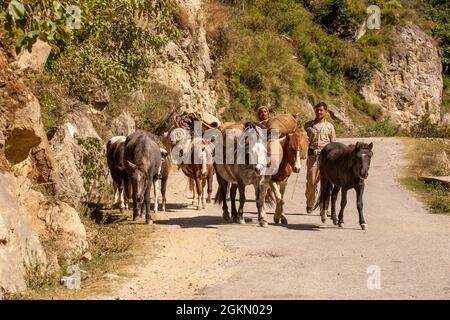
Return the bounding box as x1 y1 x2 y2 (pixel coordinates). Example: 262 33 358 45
331 185 340 225
206 169 213 204
356 184 368 230
230 184 238 223
237 183 246 224
254 180 268 227
189 178 196 205
161 177 167 212
153 179 160 213
201 178 207 209
320 178 331 223
195 177 202 210
338 188 348 227
217 174 231 222
269 179 282 203
278 180 288 225
144 180 153 224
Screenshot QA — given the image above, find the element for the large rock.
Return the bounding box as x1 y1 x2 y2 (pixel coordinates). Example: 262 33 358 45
327 104 354 129
0 173 49 298
50 123 87 207
111 111 136 137
360 23 443 129
148 0 217 114
12 40 51 74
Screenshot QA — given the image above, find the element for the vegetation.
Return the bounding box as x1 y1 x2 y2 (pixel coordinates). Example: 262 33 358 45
401 138 450 215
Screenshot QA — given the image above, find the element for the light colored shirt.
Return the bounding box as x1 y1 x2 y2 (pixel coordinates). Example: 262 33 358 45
304 119 336 151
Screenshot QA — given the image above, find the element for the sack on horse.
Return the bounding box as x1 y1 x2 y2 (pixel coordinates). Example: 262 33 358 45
261 114 297 136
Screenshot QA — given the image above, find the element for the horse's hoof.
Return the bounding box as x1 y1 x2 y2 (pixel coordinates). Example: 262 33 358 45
274 218 280 224
259 220 268 227
281 218 288 225
202 204 206 209
338 222 343 228
326 211 331 217
196 206 201 211
361 224 368 230
206 198 212 204
223 213 232 223
320 212 326 224
333 219 339 226
237 218 245 225
145 219 153 225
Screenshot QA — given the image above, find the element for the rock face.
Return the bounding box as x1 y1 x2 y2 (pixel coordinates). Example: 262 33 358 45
0 173 49 298
12 39 52 74
360 23 443 129
0 50 88 297
148 0 218 114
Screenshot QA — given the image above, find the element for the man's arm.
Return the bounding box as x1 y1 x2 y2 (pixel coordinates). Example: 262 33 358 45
329 124 336 142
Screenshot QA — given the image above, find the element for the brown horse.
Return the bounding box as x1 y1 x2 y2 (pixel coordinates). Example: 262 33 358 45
267 128 308 224
315 141 374 230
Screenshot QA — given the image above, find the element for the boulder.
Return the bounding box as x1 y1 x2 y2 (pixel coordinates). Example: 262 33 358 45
327 104 354 129
111 112 136 137
360 23 443 129
50 123 87 208
12 40 51 74
0 173 49 298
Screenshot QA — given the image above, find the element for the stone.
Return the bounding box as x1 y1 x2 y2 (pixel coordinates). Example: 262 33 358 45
82 252 92 262
12 40 51 74
442 113 450 127
49 123 87 207
0 173 49 298
327 104 354 129
360 23 443 129
111 112 136 137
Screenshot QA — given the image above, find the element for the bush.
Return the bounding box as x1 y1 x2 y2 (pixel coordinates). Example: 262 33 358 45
357 118 398 137
409 115 450 138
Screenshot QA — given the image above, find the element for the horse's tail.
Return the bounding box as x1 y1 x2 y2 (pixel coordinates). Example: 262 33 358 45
214 183 230 205
264 188 276 208
313 177 327 211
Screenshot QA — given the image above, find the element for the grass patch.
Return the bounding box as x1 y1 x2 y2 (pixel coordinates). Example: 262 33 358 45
401 137 450 215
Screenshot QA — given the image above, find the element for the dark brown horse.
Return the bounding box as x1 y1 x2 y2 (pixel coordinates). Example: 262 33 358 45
315 141 374 230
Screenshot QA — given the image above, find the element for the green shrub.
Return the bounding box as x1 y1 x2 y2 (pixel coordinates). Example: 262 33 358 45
409 115 450 138
357 118 398 137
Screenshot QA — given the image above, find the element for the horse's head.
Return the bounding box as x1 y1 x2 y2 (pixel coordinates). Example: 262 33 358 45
126 161 148 204
286 128 308 173
352 142 374 179
240 123 268 174
192 137 214 175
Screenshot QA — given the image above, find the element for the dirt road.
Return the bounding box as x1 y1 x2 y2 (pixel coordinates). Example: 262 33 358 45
94 137 450 300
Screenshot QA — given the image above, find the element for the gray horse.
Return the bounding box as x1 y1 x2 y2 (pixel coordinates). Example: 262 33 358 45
125 131 162 224
214 122 272 227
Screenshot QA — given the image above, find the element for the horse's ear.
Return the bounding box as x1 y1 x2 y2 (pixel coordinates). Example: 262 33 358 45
368 142 373 150
163 132 169 138
291 113 297 119
127 160 137 171
355 142 360 150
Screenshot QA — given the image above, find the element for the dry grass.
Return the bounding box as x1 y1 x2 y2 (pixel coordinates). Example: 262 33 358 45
174 5 197 34
401 138 450 215
7 206 153 300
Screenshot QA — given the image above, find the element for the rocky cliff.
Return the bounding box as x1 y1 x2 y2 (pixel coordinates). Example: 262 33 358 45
360 23 443 129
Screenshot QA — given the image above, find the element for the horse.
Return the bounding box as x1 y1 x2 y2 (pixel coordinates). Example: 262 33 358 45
168 129 215 210
267 128 308 224
214 122 274 227
315 141 374 230
106 136 131 211
153 148 169 213
124 131 162 224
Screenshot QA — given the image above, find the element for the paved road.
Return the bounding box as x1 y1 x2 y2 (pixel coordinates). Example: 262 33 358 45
98 138 450 300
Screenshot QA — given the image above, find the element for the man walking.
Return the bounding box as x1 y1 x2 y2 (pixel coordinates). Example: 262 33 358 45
304 102 336 213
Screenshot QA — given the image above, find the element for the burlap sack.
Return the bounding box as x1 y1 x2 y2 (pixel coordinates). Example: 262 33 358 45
263 114 297 135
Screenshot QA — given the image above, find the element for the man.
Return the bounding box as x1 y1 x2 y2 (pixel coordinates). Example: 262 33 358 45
257 106 271 122
304 102 336 213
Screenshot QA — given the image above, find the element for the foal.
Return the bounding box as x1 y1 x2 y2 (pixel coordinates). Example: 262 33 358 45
316 141 374 230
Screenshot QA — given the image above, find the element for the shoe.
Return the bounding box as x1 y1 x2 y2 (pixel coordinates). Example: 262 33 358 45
306 207 312 214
